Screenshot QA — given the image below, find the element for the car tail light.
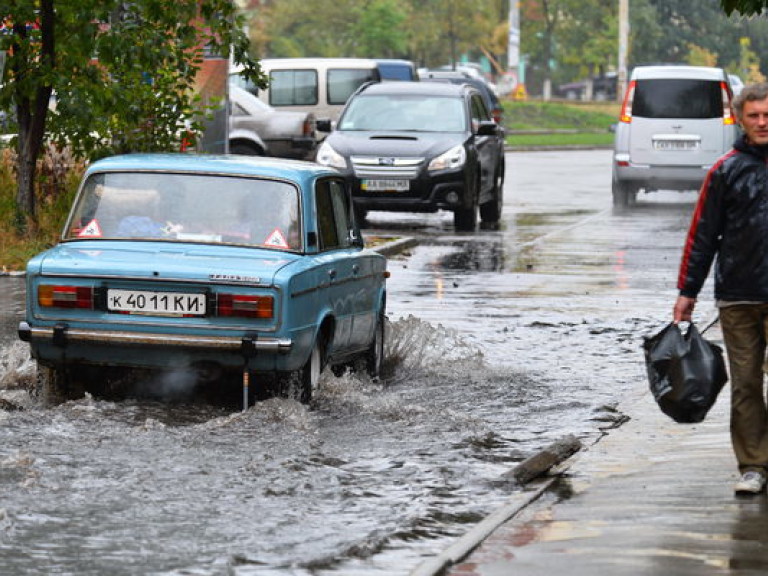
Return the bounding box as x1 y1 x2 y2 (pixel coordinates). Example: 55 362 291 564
217 294 273 319
38 285 94 309
721 82 736 125
491 107 503 124
302 117 315 138
619 81 635 123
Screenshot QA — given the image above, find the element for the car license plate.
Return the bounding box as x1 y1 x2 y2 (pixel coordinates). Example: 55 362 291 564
361 179 410 192
653 139 699 151
107 289 206 316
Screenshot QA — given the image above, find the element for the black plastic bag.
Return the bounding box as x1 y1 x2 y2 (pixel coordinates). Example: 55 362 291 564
643 322 728 423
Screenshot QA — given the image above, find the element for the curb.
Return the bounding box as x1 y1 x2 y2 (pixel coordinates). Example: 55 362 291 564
371 236 418 257
410 479 556 576
505 144 612 152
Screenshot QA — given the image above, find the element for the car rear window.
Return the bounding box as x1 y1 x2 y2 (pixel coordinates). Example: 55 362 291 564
66 172 301 250
632 78 723 119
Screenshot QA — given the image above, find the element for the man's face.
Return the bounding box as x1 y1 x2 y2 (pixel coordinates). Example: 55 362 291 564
739 97 768 146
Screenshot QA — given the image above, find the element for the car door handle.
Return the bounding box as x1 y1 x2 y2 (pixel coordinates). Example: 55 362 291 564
328 269 337 281
352 264 360 274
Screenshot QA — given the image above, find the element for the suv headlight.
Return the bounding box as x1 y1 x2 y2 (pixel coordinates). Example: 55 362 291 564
316 141 347 169
428 144 466 172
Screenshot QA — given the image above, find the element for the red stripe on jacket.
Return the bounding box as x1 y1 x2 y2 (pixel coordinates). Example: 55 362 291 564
677 150 737 291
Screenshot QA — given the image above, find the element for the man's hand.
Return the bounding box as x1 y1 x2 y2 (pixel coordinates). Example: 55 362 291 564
673 296 696 323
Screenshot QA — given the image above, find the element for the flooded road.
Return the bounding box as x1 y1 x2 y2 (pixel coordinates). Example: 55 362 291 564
0 150 707 574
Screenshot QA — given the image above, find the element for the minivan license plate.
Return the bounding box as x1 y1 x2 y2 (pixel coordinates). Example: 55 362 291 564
361 179 410 192
107 289 206 316
653 139 699 151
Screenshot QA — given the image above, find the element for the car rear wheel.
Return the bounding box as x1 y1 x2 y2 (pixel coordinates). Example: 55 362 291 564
36 365 85 406
230 141 265 156
612 177 637 207
277 336 325 404
480 161 505 225
365 312 385 379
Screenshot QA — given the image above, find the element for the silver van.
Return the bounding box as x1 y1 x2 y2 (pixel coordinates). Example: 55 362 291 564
230 58 380 125
612 65 738 206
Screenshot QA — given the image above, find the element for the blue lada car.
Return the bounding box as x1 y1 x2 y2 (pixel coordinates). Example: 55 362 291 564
18 154 388 406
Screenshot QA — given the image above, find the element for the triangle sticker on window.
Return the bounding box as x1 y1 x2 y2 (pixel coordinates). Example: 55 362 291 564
78 219 103 237
264 228 289 249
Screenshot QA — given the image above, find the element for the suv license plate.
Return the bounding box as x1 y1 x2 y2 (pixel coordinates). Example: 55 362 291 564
107 289 206 316
361 179 410 192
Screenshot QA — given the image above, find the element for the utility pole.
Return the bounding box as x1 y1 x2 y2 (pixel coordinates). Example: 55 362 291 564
507 0 525 98
617 0 629 100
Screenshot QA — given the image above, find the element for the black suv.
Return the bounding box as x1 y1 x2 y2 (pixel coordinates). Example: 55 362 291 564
316 82 505 230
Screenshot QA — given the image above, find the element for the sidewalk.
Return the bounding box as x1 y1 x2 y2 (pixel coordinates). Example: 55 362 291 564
425 322 768 575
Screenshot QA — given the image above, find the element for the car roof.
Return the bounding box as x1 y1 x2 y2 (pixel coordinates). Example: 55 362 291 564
630 65 727 81
356 81 471 97
259 57 378 69
375 58 416 65
86 154 338 182
230 57 379 74
420 73 501 107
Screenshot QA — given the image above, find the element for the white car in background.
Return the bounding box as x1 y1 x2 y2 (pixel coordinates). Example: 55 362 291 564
612 65 738 206
228 85 317 159
729 74 744 96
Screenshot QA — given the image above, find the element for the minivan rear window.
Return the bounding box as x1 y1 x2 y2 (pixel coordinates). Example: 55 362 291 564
632 79 723 119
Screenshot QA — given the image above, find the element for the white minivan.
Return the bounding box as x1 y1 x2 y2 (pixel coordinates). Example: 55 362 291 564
612 65 738 206
230 58 381 125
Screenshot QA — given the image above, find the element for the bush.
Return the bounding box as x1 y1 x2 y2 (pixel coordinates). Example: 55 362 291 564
0 145 85 271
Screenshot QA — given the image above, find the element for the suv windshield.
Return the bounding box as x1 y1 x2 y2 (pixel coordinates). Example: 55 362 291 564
338 94 466 132
65 172 301 250
633 79 723 119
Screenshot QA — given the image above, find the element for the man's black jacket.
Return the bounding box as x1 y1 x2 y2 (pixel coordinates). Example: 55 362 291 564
678 135 768 301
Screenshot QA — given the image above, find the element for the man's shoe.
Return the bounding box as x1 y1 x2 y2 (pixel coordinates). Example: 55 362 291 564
734 471 766 494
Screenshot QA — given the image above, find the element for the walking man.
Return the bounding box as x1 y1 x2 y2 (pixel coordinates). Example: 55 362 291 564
674 82 768 495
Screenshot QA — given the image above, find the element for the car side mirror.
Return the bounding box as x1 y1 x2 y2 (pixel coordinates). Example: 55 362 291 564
349 228 364 248
316 119 333 132
476 120 498 136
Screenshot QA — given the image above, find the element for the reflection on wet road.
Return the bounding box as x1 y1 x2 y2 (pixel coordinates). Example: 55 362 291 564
0 150 708 574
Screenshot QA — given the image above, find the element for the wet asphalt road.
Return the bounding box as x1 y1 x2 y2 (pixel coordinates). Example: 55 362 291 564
0 150 707 574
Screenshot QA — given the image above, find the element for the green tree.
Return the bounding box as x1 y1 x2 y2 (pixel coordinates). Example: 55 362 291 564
629 0 744 70
518 0 556 92
737 36 766 82
722 0 768 14
352 0 408 58
687 44 719 67
256 0 371 57
255 0 501 69
557 0 618 78
0 1 262 228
